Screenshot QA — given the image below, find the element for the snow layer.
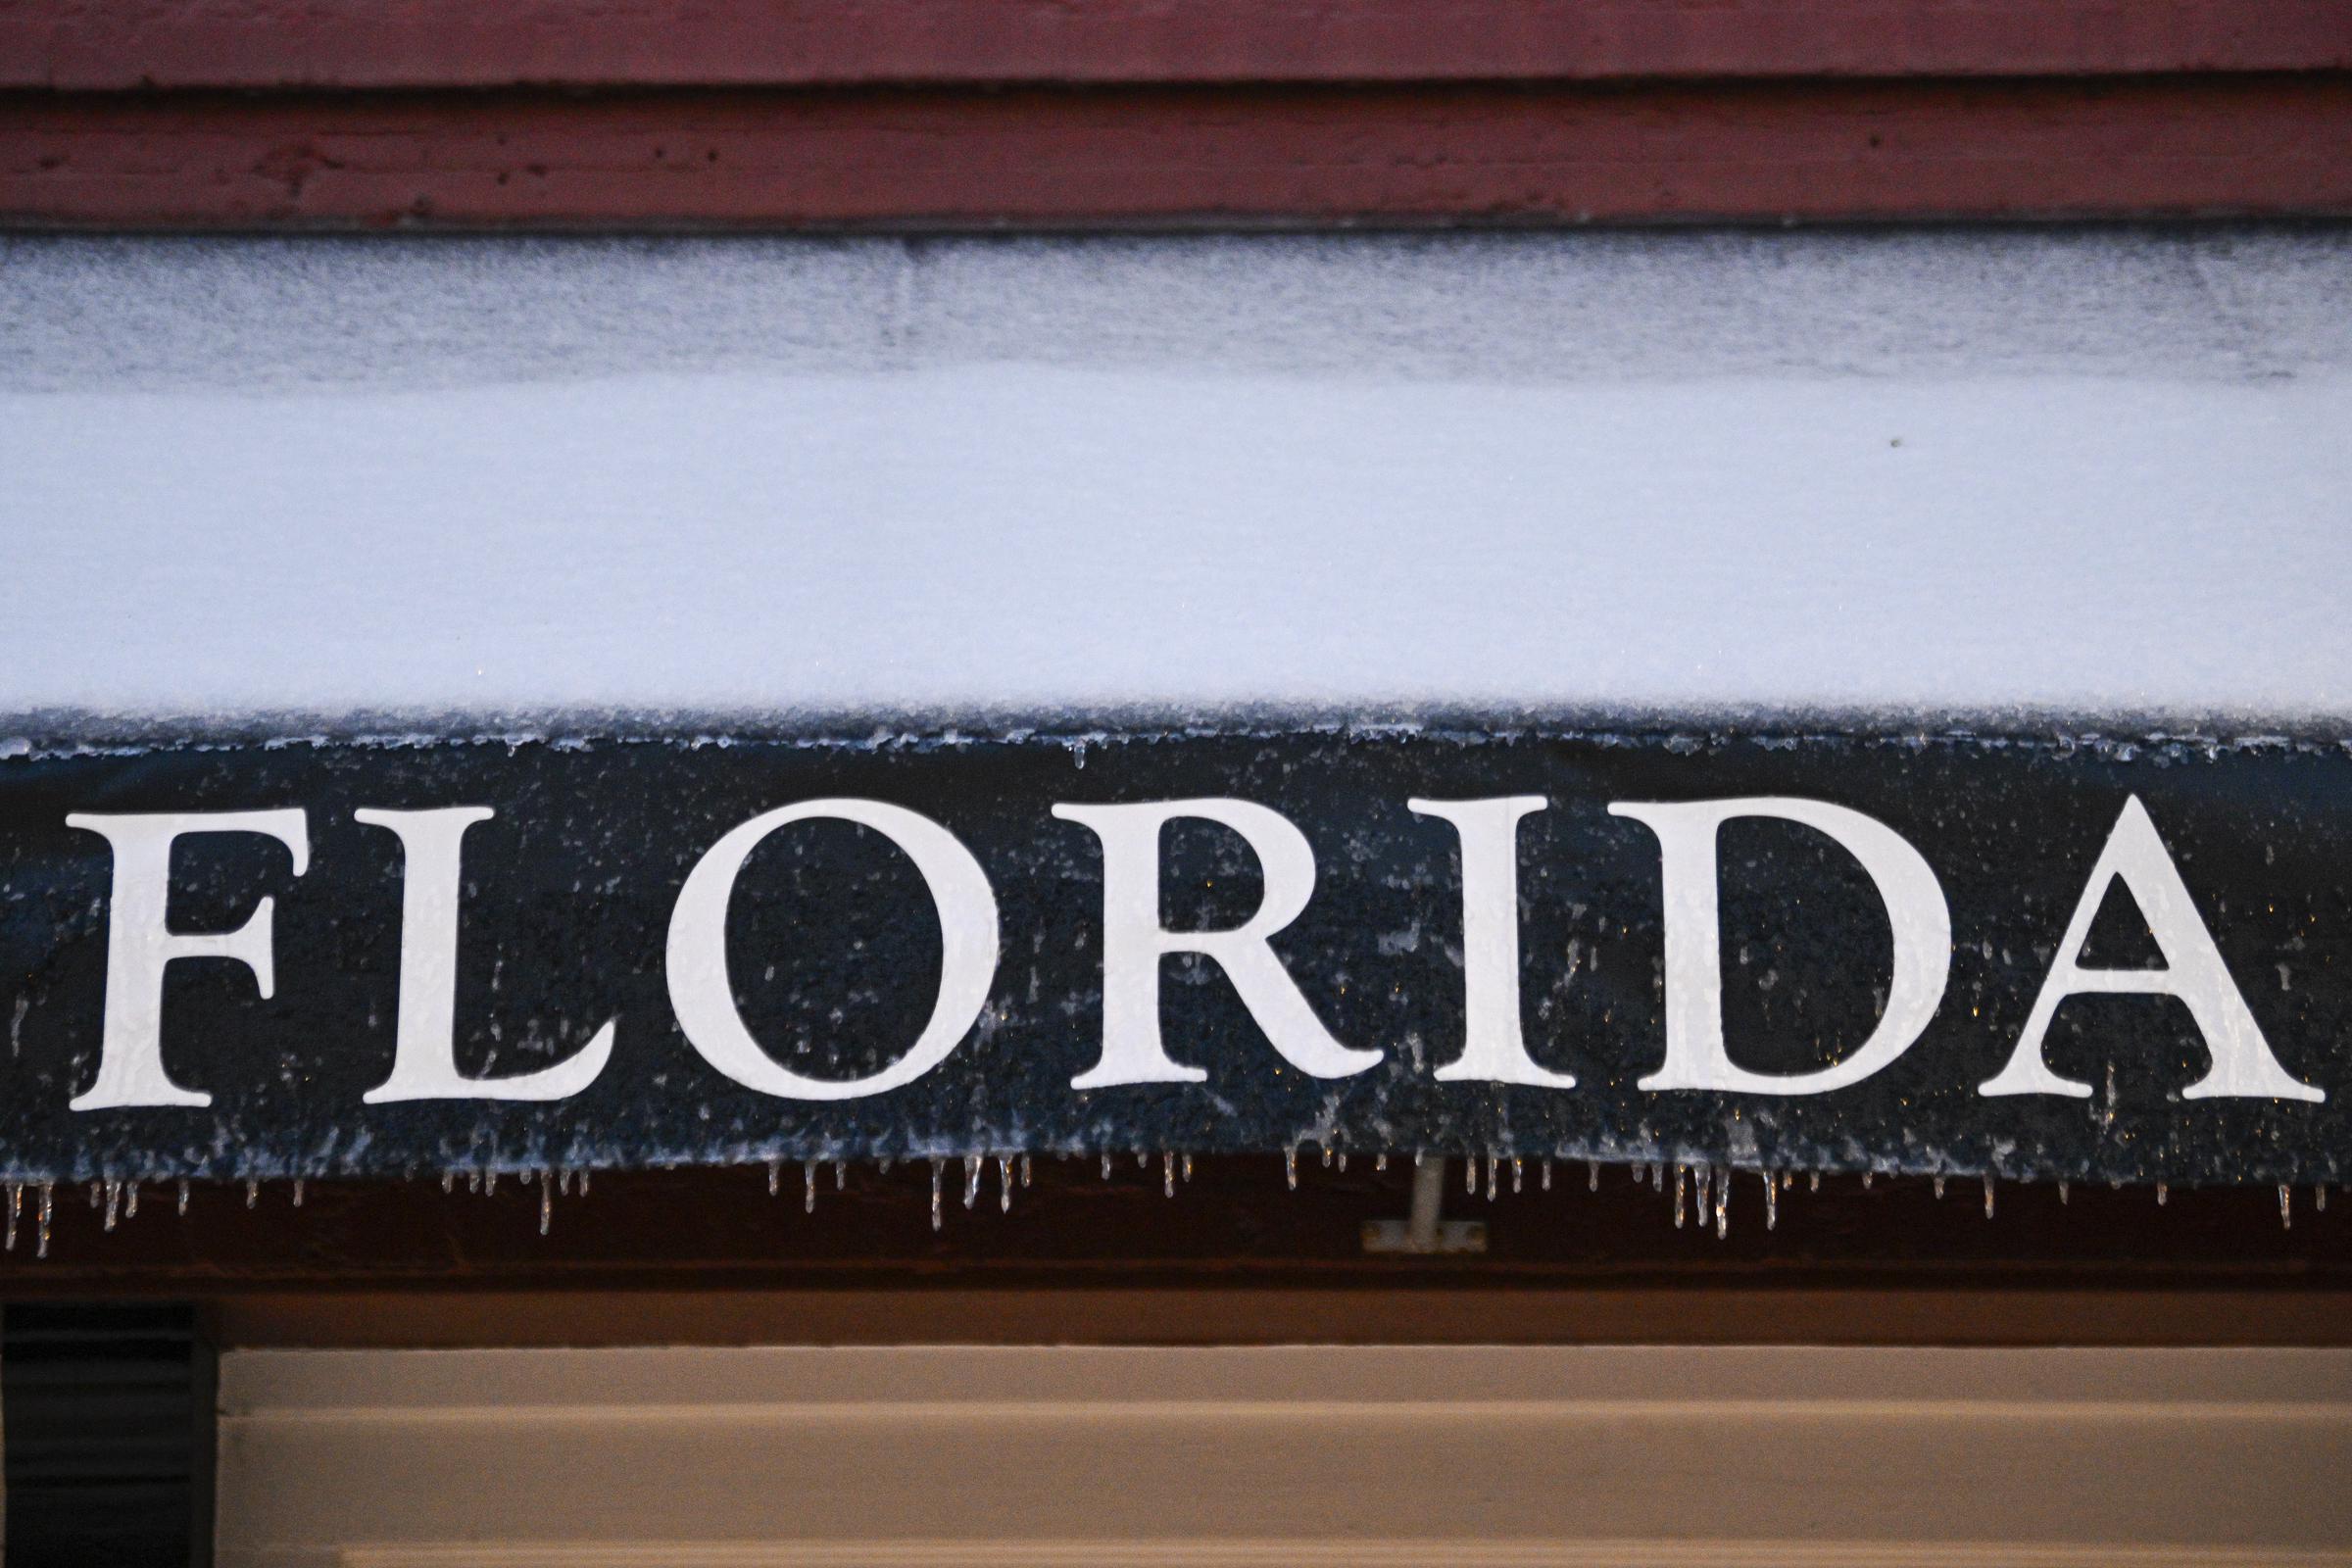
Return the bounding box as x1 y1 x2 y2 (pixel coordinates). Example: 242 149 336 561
3 229 2348 725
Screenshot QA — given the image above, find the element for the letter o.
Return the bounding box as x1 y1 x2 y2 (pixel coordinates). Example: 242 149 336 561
665 800 1000 1101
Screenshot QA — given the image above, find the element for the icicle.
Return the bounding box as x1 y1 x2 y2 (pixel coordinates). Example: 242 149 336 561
999 1154 1014 1213
1375 1153 1389 1172
177 1178 190 1216
125 1181 139 1219
103 1180 119 1231
2157 1182 2169 1206
879 1158 894 1174
1588 1160 1599 1192
292 1178 304 1207
486 1169 498 1196
1673 1164 1688 1228
1102 1152 1114 1180
1162 1151 1176 1198
1764 1170 1778 1231
1983 1173 1995 1219
1783 1171 1794 1190
2280 1184 2293 1230
767 1159 781 1197
1713 1167 1729 1240
2318 1184 2328 1212
1542 1158 1552 1192
1336 1152 1348 1172
962 1154 982 1208
930 1159 945 1231
1182 1152 1194 1183
1286 1148 1298 1190
1933 1175 1945 1199
539 1175 553 1236
5 1181 18 1250
1136 1150 1150 1169
246 1178 260 1209
1466 1157 1479 1197
2059 1180 2069 1203
1808 1172 1820 1192
1321 1147 1334 1168
37 1183 53 1258
805 1159 818 1214
834 1160 847 1191
86 1182 98 1209
1487 1152 1501 1203
578 1169 590 1195
559 1168 573 1196
1021 1153 1033 1188
1695 1165 1713 1230
1511 1158 1523 1194
1861 1171 1874 1189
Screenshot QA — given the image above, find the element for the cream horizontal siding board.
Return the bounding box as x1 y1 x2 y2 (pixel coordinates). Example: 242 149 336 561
215 1346 2352 1567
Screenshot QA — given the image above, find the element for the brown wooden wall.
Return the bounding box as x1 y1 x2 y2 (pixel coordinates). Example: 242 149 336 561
4 0 2350 226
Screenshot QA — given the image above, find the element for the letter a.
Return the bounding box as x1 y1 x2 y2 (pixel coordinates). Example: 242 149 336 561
1980 795 2320 1102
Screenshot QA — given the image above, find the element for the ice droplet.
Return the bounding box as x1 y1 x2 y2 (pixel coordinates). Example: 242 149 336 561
292 1178 304 1207
962 1154 982 1209
5 1181 19 1250
246 1179 260 1209
929 1159 945 1231
125 1181 139 1219
2318 1185 2328 1212
1589 1160 1599 1192
767 1159 781 1198
539 1177 553 1236
834 1161 847 1191
1021 1154 1033 1188
1488 1153 1501 1203
1983 1173 1995 1219
1321 1147 1334 1169
2280 1184 2293 1230
1162 1152 1176 1198
1375 1153 1389 1172
1764 1171 1778 1231
1511 1158 1523 1194
805 1159 818 1214
1713 1168 1729 1240
1466 1158 1479 1198
578 1170 589 1195
1336 1153 1348 1172
38 1183 53 1259
1695 1166 1713 1231
999 1155 1013 1213
1861 1171 1874 1190
1286 1148 1298 1191
2157 1182 2169 1206
2059 1181 2070 1203
1933 1175 1945 1199
102 1180 119 1232
1542 1158 1552 1192
486 1170 498 1197
1674 1164 1688 1228
177 1178 190 1216
1101 1152 1113 1180
441 1171 456 1194
1182 1153 1194 1183
1808 1172 1820 1192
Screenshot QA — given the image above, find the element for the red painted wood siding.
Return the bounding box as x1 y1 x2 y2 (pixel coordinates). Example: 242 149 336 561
10 78 2350 228
2 0 2347 226
7 0 2347 89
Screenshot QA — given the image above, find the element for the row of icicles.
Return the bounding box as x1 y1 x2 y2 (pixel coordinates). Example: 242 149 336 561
1 1157 2334 1259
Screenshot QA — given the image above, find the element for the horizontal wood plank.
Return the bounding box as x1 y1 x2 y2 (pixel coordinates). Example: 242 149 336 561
6 77 2351 229
6 0 2348 91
